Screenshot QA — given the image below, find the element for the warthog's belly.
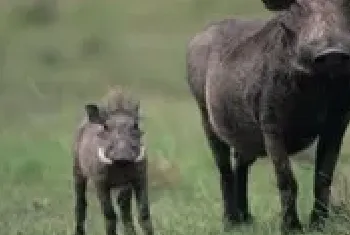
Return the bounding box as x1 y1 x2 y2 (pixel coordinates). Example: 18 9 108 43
206 88 266 156
206 73 327 158
207 101 323 157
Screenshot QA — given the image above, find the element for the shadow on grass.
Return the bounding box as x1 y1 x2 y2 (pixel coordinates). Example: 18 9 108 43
10 0 58 27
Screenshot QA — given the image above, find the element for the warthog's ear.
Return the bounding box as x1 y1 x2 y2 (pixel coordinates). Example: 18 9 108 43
135 101 144 120
85 103 104 125
261 0 295 11
135 101 140 114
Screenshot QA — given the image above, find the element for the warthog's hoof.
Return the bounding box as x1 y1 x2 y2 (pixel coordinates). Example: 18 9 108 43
74 231 85 235
223 212 254 231
281 217 303 234
242 212 254 224
281 223 304 234
74 226 85 235
309 211 327 232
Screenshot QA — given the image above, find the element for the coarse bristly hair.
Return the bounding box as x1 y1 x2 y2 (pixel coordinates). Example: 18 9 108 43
100 86 141 118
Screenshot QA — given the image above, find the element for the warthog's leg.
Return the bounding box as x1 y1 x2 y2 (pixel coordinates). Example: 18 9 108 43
232 151 254 223
263 132 302 233
96 184 117 235
200 109 252 230
73 172 87 235
310 113 350 228
118 188 136 235
134 173 153 235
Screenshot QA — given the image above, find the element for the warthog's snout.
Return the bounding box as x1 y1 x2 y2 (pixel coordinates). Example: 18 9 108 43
314 48 350 64
97 145 146 165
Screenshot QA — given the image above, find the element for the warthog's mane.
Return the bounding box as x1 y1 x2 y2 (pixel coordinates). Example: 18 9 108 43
215 9 296 63
216 0 350 80
213 9 298 80
99 86 140 119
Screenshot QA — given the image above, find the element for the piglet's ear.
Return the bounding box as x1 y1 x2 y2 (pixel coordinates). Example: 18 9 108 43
261 0 295 11
85 103 103 124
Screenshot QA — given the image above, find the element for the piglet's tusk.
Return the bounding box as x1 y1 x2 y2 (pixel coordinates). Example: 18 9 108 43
98 147 113 165
135 145 146 162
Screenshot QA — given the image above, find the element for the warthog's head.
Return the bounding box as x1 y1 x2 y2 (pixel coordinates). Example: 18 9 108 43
85 103 144 165
263 0 350 76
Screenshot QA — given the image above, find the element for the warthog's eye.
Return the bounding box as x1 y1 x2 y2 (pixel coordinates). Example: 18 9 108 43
131 144 139 152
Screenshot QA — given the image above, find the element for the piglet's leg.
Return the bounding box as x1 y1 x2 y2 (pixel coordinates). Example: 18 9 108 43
73 172 87 235
118 188 136 235
134 175 154 235
96 184 118 235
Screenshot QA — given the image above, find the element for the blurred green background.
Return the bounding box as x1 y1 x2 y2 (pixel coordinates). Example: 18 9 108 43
1 1 350 234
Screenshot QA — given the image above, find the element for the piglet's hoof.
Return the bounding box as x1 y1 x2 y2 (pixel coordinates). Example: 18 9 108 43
309 212 327 232
281 219 304 235
242 213 254 224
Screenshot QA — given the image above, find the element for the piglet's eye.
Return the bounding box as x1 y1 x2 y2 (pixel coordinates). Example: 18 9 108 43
132 123 139 130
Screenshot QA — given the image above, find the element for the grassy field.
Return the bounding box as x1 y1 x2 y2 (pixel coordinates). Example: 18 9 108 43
1 0 350 234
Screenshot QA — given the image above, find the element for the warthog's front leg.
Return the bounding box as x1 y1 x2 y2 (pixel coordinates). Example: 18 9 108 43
118 188 136 235
200 109 252 230
96 185 118 235
310 112 350 229
134 173 153 235
232 150 254 223
73 171 87 235
263 132 302 233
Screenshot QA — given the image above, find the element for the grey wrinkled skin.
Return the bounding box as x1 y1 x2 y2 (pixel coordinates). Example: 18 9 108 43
72 88 153 235
186 0 350 233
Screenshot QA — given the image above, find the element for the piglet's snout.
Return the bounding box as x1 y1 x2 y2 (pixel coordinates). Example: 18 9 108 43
118 140 126 150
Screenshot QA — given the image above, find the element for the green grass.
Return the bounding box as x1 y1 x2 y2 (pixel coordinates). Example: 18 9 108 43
1 0 350 234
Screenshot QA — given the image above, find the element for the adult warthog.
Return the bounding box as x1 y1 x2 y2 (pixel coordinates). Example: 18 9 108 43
186 0 350 232
72 87 153 235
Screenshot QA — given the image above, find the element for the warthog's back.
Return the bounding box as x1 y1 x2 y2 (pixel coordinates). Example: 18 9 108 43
186 18 266 108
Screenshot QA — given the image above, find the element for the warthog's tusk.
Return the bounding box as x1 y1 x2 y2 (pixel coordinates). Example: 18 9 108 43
135 145 146 162
98 147 113 165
